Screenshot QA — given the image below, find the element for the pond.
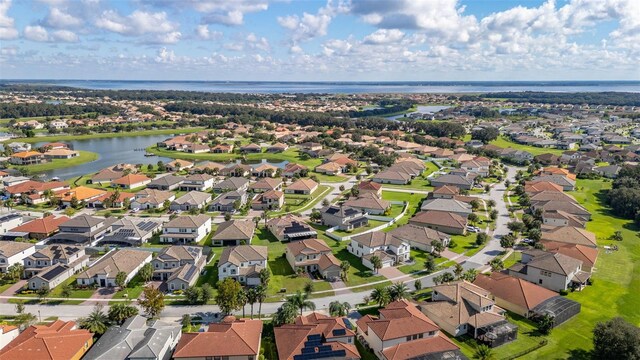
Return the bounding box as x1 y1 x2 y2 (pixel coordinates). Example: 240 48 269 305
36 134 173 180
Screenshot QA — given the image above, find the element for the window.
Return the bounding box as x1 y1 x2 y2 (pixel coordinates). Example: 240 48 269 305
406 336 411 341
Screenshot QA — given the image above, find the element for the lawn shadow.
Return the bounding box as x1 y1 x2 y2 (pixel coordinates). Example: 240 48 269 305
567 348 592 360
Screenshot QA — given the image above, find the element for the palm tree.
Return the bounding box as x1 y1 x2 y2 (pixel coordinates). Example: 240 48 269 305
79 305 110 335
329 301 351 317
286 291 316 316
256 285 267 318
370 255 382 274
274 302 298 326
259 268 271 287
370 287 390 307
340 261 350 281
462 269 478 282
303 281 314 294
237 290 248 318
389 282 409 301
473 344 495 360
454 263 464 279
245 288 258 319
5 198 14 211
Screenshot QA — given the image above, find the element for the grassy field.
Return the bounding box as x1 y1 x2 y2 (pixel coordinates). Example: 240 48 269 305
269 185 331 216
11 150 98 173
381 191 426 227
490 136 564 156
2 127 206 144
331 219 387 236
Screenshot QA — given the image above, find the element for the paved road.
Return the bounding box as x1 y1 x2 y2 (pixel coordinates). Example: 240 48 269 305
0 168 519 321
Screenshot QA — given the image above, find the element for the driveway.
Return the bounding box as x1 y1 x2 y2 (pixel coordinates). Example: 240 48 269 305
81 287 116 306
0 280 26 303
377 266 406 281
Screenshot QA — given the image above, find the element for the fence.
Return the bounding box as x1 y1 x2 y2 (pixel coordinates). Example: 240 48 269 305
325 201 408 241
500 340 548 360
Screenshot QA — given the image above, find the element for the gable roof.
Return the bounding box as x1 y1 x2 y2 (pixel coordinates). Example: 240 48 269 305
173 317 262 358
410 211 467 229
212 220 255 241
164 214 211 228
112 174 150 186
0 320 93 360
473 272 558 311
219 245 268 266
11 215 69 235
541 226 597 247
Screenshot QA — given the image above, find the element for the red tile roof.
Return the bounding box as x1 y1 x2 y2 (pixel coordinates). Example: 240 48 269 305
0 320 92 360
11 215 70 235
173 317 262 358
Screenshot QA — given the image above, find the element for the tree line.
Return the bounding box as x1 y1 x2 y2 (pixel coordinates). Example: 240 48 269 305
0 102 120 118
606 165 640 225
482 91 640 106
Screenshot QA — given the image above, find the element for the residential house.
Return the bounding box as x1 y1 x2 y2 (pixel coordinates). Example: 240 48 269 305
540 226 597 248
24 245 88 278
275 313 359 360
315 161 343 176
474 272 581 327
541 210 587 228
4 180 69 205
9 215 69 240
58 186 107 208
267 214 318 242
151 245 206 292
112 174 151 189
409 211 467 235
218 245 268 285
285 238 341 279
524 181 563 195
531 175 576 191
131 189 175 210
0 325 18 351
166 159 194 172
211 220 256 246
147 175 185 191
0 213 23 235
213 177 250 192
459 159 490 177
249 178 283 193
421 281 517 346
240 144 262 153
43 149 79 159
210 190 248 213
282 163 308 178
82 315 181 360
429 173 474 190
507 249 590 292
343 196 391 215
321 205 368 231
46 215 117 246
87 190 135 209
420 198 472 218
219 164 252 177
9 151 45 165
388 224 450 253
252 163 279 178
97 218 163 247
173 317 262 360
159 215 211 244
0 320 93 360
543 241 599 272
267 143 289 153
211 143 233 153
251 189 284 210
169 191 211 211
77 249 152 287
356 300 462 360
358 181 383 198
180 174 215 191
285 178 318 195
0 241 35 273
348 232 409 270
371 169 412 185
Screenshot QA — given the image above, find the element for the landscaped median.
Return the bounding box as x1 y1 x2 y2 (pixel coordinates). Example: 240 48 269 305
12 150 98 173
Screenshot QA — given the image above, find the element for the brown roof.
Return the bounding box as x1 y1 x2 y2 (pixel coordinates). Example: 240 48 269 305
5 180 68 195
473 272 558 311
541 226 597 247
0 320 93 360
382 334 459 360
287 178 318 192
112 174 150 186
543 242 599 268
286 238 331 257
219 245 268 266
356 300 439 341
433 185 460 195
524 181 563 194
276 314 358 360
77 249 151 279
173 317 262 358
410 211 467 229
11 215 69 235
358 180 382 191
0 241 34 258
164 214 211 228
212 220 255 241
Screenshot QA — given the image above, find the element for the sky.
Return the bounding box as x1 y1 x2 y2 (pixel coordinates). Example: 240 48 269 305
0 0 638 81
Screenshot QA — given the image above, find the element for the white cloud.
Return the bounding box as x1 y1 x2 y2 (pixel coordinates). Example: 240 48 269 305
193 0 269 26
195 25 222 40
24 25 50 42
51 29 78 42
45 7 82 28
278 0 349 44
363 29 404 44
155 47 176 63
96 10 178 36
0 0 18 40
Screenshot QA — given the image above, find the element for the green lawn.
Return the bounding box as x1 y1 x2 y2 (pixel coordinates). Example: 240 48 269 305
112 274 146 300
12 150 98 173
269 185 331 216
449 234 482 255
3 127 207 144
398 249 449 275
312 173 350 183
502 251 523 268
490 136 564 156
331 219 387 236
381 191 426 227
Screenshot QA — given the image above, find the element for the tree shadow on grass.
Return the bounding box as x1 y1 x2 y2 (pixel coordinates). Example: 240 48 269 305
567 348 591 360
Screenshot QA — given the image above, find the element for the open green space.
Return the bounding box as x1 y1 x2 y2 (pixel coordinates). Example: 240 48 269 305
489 136 564 156
2 127 206 144
502 251 522 268
11 150 98 173
381 191 426 227
398 249 449 275
331 219 387 236
269 185 331 216
449 234 482 256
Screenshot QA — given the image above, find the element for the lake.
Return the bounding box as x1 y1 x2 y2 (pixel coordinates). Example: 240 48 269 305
36 134 174 180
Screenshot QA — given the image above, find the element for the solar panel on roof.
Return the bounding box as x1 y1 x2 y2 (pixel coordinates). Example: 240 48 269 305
41 265 68 281
307 334 322 340
332 328 346 336
184 266 197 280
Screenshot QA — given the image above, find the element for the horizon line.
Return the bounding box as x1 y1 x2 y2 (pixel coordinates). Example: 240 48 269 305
1 79 640 84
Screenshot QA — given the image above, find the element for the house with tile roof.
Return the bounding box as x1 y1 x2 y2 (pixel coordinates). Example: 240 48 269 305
180 174 215 191
210 189 249 213
151 245 206 292
82 315 181 360
315 161 344 176
387 224 451 253
356 300 461 360
420 198 472 218
321 205 368 231
251 189 284 210
23 245 88 278
131 189 175 210
173 317 262 360
9 215 69 240
4 180 69 205
112 174 151 189
166 159 194 172
429 173 474 190
282 163 308 178
76 248 152 287
540 226 597 248
286 238 341 279
147 174 185 191
420 281 517 346
97 218 163 247
285 178 318 195
507 249 590 292
218 245 267 285
0 325 19 352
57 186 107 207
9 151 45 165
0 320 93 360
348 232 410 271
170 191 211 211
159 215 211 244
0 241 35 273
46 215 117 246
249 177 283 193
213 177 250 193
358 180 382 198
267 214 318 242
275 313 359 360
343 195 391 215
211 220 256 246
409 211 468 235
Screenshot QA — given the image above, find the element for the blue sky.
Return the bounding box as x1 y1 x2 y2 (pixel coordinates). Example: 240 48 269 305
0 0 638 81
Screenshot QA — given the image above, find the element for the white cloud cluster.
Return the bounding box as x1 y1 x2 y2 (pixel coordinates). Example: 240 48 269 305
0 0 18 40
278 0 349 46
96 10 178 36
192 0 269 26
195 25 222 40
44 7 82 28
23 25 78 42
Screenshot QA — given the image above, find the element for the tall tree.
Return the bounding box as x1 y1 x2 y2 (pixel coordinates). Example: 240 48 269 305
115 271 128 290
139 263 153 283
371 287 391 307
215 278 243 315
286 291 316 316
370 255 382 274
593 317 640 360
79 305 110 335
108 302 139 324
245 287 258 319
138 286 165 318
256 285 267 318
329 301 351 317
339 261 350 281
389 282 409 302
273 302 298 326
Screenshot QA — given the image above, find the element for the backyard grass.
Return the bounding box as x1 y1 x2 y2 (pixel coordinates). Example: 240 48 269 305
398 249 449 275
269 185 331 216
312 173 350 183
3 127 206 144
381 190 426 226
112 274 146 300
12 150 98 173
489 136 564 156
502 251 522 269
449 234 482 255
331 219 387 236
